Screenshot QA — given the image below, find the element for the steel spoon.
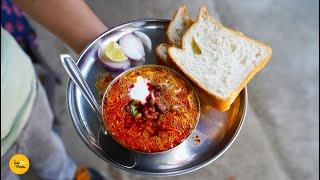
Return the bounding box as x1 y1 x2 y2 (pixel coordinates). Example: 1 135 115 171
60 54 136 168
60 54 101 117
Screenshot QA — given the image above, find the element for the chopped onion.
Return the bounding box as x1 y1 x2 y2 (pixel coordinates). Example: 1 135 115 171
119 33 145 61
133 31 152 52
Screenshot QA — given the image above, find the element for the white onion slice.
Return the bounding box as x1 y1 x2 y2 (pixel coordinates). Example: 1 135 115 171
133 31 152 52
119 33 145 61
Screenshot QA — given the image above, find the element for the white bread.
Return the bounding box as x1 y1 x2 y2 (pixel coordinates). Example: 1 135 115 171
157 6 216 112
166 5 193 47
156 5 193 65
156 43 169 65
168 6 272 111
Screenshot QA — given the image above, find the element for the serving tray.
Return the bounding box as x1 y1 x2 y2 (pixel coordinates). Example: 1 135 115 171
66 19 247 176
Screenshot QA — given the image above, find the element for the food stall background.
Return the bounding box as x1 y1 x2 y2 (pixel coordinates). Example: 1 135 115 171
22 0 319 179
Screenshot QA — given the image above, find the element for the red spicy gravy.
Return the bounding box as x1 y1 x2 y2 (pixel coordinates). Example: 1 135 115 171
102 66 199 153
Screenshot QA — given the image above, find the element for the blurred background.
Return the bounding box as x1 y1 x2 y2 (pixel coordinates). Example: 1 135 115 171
22 0 318 179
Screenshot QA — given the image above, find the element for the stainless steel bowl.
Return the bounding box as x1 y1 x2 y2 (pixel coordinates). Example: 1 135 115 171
66 19 247 176
101 64 201 154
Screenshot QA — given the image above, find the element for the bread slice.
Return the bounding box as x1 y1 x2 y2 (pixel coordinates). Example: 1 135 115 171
168 6 272 112
156 5 193 65
167 5 193 47
156 43 169 65
156 6 220 113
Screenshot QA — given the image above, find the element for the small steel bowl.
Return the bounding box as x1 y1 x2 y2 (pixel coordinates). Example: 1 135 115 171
101 64 201 154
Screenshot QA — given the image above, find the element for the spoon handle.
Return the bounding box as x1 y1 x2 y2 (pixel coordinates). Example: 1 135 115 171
60 54 102 116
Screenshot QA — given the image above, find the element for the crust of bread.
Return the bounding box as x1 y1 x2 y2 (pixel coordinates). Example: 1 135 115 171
167 5 193 47
155 43 168 65
168 6 272 112
157 5 193 66
156 43 179 68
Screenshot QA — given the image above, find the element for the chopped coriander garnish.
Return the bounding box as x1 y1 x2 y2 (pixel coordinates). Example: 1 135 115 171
130 100 140 117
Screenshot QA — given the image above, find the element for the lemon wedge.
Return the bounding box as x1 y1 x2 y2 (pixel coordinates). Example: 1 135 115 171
103 41 128 62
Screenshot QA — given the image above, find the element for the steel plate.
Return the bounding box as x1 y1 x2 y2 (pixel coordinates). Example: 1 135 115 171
66 19 247 176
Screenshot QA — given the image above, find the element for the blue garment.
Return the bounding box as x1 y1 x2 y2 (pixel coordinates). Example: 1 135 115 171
1 0 37 50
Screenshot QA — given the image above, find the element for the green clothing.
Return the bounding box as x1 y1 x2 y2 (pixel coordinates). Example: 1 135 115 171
1 28 36 157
